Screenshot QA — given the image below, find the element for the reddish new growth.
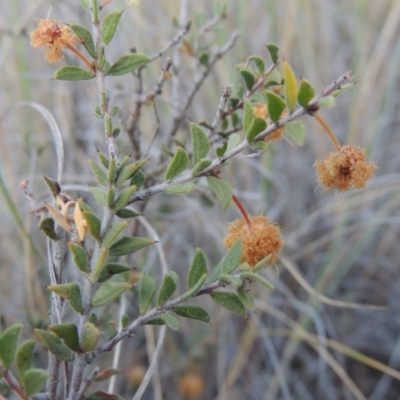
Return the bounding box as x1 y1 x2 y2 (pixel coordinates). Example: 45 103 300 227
315 145 377 191
223 215 284 267
30 19 79 63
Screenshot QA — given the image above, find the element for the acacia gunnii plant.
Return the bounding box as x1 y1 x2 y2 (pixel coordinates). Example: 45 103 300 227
0 1 377 399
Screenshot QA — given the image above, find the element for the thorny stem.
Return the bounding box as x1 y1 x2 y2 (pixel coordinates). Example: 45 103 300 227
232 194 252 229
65 44 95 71
314 113 341 151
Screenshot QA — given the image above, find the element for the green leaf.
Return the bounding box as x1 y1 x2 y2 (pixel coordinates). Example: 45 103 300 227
251 141 269 153
285 120 305 146
89 159 109 186
205 239 242 284
47 283 83 313
242 99 254 134
166 182 195 194
216 140 227 157
240 271 275 290
130 169 146 189
297 78 316 107
83 211 101 240
226 133 241 152
98 263 132 283
266 90 286 123
237 286 254 311
48 323 80 352
265 42 279 64
80 0 90 10
157 272 178 306
331 83 354 98
190 123 210 164
182 273 207 301
219 274 243 288
206 176 232 210
77 198 95 215
109 236 155 257
0 324 22 368
39 217 56 240
0 382 8 393
192 159 212 176
90 248 109 283
317 96 336 108
34 329 73 361
102 221 128 249
114 185 137 211
16 340 36 378
106 54 151 76
69 23 97 58
89 186 106 207
106 187 115 208
116 208 141 219
246 117 267 142
68 242 89 273
161 313 179 331
249 55 265 74
81 322 100 353
165 147 189 180
238 66 255 90
210 292 247 318
283 59 298 112
97 149 110 169
116 159 147 186
92 281 132 307
102 10 123 45
108 157 116 184
172 305 210 323
188 248 208 290
54 65 94 81
145 318 165 326
23 369 48 397
139 275 156 314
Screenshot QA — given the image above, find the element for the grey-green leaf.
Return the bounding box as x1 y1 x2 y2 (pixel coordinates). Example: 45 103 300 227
23 368 48 397
206 176 232 210
165 147 189 180
109 236 155 257
48 323 80 352
69 23 97 58
139 275 155 314
237 286 255 311
114 185 137 211
172 305 211 323
89 186 107 207
102 221 128 248
161 313 180 331
190 123 210 165
157 273 178 306
0 324 22 368
102 10 123 45
285 120 305 146
188 248 207 290
92 281 132 307
98 263 132 283
89 159 109 186
265 42 279 64
54 66 94 81
166 182 195 194
106 54 151 76
242 99 254 133
240 271 275 290
210 292 247 318
266 90 286 123
192 159 212 176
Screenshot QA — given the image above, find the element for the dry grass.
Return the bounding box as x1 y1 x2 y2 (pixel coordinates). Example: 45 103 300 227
1 0 400 399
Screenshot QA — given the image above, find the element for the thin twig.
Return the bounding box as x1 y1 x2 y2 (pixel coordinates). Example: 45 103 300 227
166 31 240 139
206 86 232 137
128 72 351 205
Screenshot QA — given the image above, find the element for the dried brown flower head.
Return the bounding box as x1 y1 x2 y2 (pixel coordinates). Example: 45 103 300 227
30 19 79 63
179 373 204 399
314 145 377 191
223 215 284 266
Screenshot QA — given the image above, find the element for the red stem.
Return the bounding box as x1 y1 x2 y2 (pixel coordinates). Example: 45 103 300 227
232 194 252 229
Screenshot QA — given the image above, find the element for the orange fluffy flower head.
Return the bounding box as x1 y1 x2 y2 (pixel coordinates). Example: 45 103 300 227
30 19 79 63
223 215 284 267
314 145 377 191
